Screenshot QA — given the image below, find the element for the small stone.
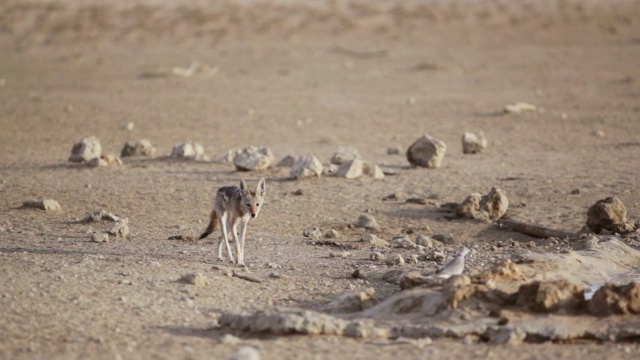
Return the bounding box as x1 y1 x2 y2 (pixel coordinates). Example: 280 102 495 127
325 229 340 239
170 142 207 161
69 136 101 163
432 251 446 264
356 214 381 231
408 254 419 264
291 154 323 179
389 236 416 249
22 199 61 211
108 219 130 238
91 233 109 243
406 135 447 168
276 155 296 167
593 130 605 137
330 146 361 165
220 334 241 344
387 146 402 155
322 163 339 176
233 146 274 171
386 254 405 266
382 192 404 201
179 273 210 287
570 189 581 195
461 131 488 154
362 161 385 180
369 251 385 261
504 102 537 114
456 187 509 221
292 188 304 196
432 233 456 245
303 225 322 240
586 197 628 234
121 139 156 157
336 159 364 179
415 234 433 248
352 269 366 279
266 262 281 269
489 327 526 345
268 272 281 279
361 234 389 247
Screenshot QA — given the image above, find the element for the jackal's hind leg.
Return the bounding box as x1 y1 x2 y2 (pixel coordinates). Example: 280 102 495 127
218 213 235 264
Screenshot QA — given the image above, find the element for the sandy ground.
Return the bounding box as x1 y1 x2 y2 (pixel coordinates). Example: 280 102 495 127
1 1 640 359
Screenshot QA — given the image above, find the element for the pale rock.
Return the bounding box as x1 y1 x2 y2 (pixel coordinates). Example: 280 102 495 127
330 146 361 165
88 154 123 168
121 139 156 157
291 155 323 179
229 346 261 360
406 135 447 168
303 225 322 240
462 131 487 154
361 234 389 247
356 214 381 231
91 233 109 243
389 236 416 249
109 219 130 238
325 229 340 239
69 136 101 163
415 234 433 248
233 146 274 171
386 254 405 266
336 159 364 179
362 161 385 179
170 142 207 161
504 102 537 114
369 251 385 261
179 272 210 287
276 155 296 167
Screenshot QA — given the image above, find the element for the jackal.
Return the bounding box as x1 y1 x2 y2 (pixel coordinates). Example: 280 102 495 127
199 178 266 266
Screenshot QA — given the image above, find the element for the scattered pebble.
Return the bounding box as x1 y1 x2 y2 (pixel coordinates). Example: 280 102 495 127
22 198 61 211
356 214 381 231
385 254 405 266
461 131 488 154
387 146 402 155
330 146 361 165
291 154 323 179
329 251 351 258
170 142 207 161
69 136 101 163
406 135 447 168
179 273 209 287
336 159 364 179
503 102 537 114
325 229 340 239
121 139 156 157
233 146 274 171
229 346 261 360
276 155 296 168
91 233 109 243
369 251 385 261
303 225 322 240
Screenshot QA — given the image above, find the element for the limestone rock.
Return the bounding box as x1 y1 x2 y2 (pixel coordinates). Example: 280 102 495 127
356 214 381 231
108 219 130 238
369 251 385 261
325 229 340 239
336 159 364 179
387 146 402 155
382 269 407 284
22 198 61 211
303 225 322 240
415 234 433 248
586 197 628 234
489 327 526 345
233 146 274 171
326 288 376 313
457 187 509 221
389 236 416 249
69 136 101 162
170 142 207 161
291 155 323 179
329 251 351 258
322 163 339 176
587 282 640 316
91 233 109 243
504 102 537 114
406 135 446 168
82 210 120 222
462 132 487 154
386 254 405 266
516 280 586 313
330 146 361 165
362 161 385 179
179 272 210 287
360 234 389 247
121 139 156 157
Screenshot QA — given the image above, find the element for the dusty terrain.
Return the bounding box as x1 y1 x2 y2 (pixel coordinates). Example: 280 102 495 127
1 1 640 359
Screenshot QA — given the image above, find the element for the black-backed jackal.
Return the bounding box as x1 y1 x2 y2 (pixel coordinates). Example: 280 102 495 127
199 178 266 266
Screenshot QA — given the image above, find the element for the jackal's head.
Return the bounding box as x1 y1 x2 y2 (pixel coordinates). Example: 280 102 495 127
239 178 266 219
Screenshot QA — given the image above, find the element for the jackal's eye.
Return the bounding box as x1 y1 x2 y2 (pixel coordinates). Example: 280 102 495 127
246 203 251 207
256 203 260 206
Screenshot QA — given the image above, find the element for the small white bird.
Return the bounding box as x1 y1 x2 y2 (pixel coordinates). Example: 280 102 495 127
434 246 471 279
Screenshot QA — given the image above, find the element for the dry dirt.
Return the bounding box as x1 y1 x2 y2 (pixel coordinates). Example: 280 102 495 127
1 1 640 359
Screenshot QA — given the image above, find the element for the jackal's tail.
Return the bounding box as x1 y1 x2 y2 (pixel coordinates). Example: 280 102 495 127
199 210 219 239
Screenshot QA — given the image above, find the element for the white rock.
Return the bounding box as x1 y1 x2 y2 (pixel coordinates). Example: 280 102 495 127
361 234 389 247
389 236 416 249
336 159 364 179
91 233 109 243
406 135 446 168
387 146 402 155
386 254 405 266
109 219 130 238
369 251 385 261
415 234 433 248
291 155 323 179
323 163 339 176
69 136 101 162
330 146 361 165
121 139 156 157
461 132 487 154
356 214 380 231
362 161 385 179
303 225 322 240
170 142 207 161
504 102 537 114
233 146 274 171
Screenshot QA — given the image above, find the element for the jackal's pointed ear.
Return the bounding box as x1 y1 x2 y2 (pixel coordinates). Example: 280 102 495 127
239 179 248 193
257 178 266 196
